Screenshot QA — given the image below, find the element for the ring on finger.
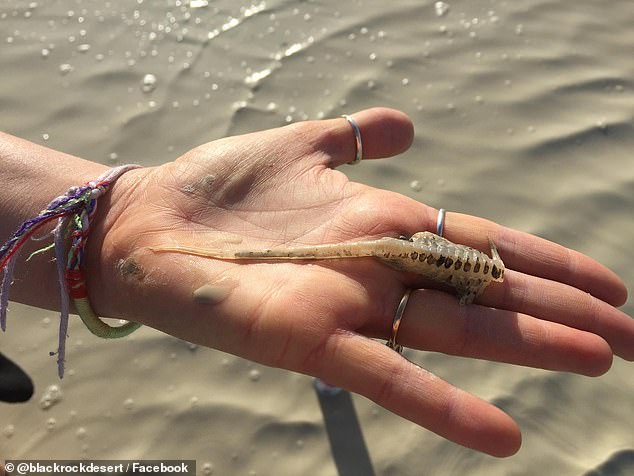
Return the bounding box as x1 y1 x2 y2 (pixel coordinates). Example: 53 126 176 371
387 288 413 353
437 208 446 237
342 114 363 165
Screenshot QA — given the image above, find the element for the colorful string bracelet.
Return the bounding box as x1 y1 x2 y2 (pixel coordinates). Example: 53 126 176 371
0 164 143 378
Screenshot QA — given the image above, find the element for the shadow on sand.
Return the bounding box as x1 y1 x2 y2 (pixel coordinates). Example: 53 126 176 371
315 384 376 476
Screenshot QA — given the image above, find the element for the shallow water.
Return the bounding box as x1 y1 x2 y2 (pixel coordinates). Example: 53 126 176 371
1 1 633 474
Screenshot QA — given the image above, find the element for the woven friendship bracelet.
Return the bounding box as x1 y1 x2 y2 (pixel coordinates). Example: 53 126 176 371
0 164 143 378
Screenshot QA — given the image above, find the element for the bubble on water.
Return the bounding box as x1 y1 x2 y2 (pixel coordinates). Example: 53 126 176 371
141 73 157 93
59 63 73 75
248 369 261 382
3 424 15 438
95 53 104 62
190 0 209 8
190 396 199 407
123 398 135 411
46 418 56 431
369 52 377 61
77 43 90 53
41 48 50 58
76 427 87 439
409 180 422 192
202 462 214 475
187 342 198 351
434 1 450 17
40 384 63 410
42 133 50 141
402 78 409 86
41 317 51 327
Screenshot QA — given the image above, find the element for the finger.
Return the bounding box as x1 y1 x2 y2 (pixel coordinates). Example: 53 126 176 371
395 206 628 307
480 269 634 361
311 331 522 457
291 107 414 167
443 212 628 307
384 289 614 376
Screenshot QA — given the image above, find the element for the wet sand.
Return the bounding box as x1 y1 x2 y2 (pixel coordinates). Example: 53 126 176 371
1 1 633 474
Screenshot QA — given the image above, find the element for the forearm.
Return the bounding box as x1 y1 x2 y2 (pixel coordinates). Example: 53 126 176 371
0 131 108 310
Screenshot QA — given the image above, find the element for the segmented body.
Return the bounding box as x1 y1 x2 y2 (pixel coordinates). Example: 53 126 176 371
151 231 504 305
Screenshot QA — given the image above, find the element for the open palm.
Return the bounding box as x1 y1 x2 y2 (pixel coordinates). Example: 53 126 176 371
87 108 632 457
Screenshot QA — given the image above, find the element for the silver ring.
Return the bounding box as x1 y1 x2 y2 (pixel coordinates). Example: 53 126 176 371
436 208 446 237
386 288 412 353
342 114 363 165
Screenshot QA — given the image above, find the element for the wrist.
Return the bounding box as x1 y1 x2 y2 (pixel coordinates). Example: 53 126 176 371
0 133 110 310
83 166 153 320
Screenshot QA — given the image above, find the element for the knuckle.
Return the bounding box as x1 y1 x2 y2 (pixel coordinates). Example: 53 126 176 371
370 359 405 407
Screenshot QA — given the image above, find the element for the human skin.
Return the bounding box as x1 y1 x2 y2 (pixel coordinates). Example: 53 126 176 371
1 108 632 457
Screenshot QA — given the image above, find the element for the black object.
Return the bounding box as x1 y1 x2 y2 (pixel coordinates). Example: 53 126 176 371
316 387 376 476
0 351 34 403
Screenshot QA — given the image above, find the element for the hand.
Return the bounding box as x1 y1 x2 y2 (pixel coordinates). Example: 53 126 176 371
87 108 631 457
